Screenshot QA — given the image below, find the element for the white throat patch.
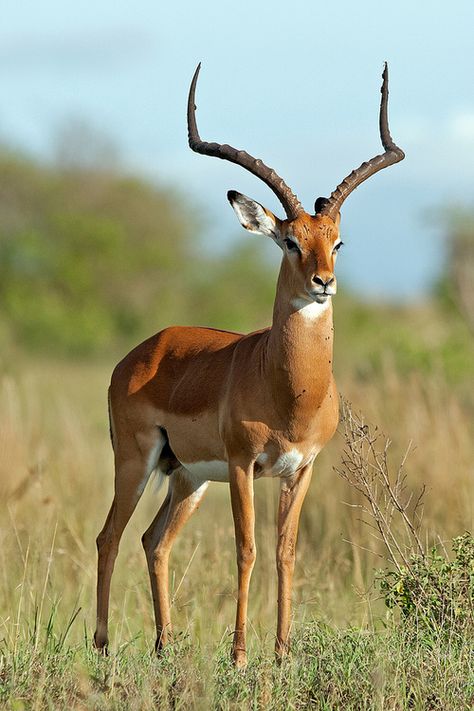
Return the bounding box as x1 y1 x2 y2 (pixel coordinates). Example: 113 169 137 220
291 297 330 321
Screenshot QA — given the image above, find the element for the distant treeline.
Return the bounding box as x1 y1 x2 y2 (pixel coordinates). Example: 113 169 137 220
0 150 275 355
0 149 472 388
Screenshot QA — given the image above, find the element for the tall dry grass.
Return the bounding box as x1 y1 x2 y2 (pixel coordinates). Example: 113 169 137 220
1 355 472 663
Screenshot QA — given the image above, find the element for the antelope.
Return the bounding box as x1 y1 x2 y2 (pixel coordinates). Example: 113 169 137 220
94 63 404 667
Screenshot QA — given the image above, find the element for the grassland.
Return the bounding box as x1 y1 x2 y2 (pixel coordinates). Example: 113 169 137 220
1 144 473 709
0 316 472 710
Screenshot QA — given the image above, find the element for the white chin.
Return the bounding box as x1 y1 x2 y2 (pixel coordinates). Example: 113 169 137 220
313 294 330 304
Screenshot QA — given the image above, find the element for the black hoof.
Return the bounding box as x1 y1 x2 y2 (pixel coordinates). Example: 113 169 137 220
93 632 109 656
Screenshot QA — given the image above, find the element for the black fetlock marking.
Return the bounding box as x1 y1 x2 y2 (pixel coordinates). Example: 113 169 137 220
93 632 109 656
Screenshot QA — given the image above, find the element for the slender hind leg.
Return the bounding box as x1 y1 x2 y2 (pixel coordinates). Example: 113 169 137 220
141 490 171 643
275 463 313 661
94 430 164 651
142 469 208 651
229 459 256 669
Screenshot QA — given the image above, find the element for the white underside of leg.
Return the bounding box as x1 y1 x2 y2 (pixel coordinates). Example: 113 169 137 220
181 459 229 483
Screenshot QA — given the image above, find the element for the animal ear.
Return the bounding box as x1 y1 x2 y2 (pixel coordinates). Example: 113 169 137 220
314 196 329 215
227 190 282 243
315 196 341 227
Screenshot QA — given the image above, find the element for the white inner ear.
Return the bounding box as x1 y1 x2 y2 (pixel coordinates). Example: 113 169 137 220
230 193 280 240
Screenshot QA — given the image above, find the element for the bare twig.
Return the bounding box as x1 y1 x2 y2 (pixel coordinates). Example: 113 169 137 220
336 398 427 573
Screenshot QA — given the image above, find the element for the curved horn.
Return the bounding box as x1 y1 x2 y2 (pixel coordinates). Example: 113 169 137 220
318 63 405 221
187 63 303 221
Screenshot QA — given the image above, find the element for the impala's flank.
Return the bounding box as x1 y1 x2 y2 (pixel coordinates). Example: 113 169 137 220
94 63 404 667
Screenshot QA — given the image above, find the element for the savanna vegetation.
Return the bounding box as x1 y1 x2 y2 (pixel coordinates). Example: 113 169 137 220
0 146 473 709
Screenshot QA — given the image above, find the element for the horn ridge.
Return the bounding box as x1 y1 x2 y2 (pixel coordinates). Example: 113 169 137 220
187 63 303 220
320 63 405 221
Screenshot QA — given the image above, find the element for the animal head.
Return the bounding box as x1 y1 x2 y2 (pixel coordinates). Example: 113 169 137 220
188 63 404 304
227 192 341 303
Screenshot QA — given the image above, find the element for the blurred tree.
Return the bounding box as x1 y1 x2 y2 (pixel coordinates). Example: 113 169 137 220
192 242 276 333
0 145 202 354
441 207 474 333
0 136 472 395
53 119 120 172
0 139 276 356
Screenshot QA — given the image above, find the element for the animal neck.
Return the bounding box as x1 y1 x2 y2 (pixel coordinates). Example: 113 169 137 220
266 261 335 405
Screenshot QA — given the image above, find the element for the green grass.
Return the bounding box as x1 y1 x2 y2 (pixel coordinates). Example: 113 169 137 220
0 348 472 709
2 618 472 710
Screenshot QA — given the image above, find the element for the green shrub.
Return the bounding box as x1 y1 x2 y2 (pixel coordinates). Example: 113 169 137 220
378 532 474 629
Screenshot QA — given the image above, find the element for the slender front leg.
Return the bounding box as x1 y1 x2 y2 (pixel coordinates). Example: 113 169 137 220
275 463 313 661
229 460 256 669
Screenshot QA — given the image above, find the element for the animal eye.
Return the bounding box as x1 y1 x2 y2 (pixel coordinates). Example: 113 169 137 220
332 241 344 254
284 238 300 252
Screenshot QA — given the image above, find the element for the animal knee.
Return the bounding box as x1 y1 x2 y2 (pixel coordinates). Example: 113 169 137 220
141 529 152 553
142 530 164 567
276 540 296 573
96 529 105 551
96 529 114 554
152 544 169 570
96 529 119 570
237 544 256 569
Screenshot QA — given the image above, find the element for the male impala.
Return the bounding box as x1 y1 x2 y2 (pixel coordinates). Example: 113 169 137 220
94 63 404 667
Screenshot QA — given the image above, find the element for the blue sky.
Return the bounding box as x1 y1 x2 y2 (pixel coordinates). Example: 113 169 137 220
1 1 474 299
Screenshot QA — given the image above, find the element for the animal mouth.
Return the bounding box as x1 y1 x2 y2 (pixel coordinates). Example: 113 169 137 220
307 289 335 304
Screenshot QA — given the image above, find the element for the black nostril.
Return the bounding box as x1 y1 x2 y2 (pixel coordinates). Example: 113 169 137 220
312 275 334 287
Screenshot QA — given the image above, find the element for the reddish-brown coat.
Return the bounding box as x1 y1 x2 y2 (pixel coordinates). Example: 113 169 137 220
95 60 404 666
110 213 340 469
94 210 342 668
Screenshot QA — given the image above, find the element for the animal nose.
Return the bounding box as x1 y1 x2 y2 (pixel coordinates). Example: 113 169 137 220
312 275 334 288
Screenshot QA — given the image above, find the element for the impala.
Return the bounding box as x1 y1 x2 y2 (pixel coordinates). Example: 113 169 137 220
94 63 404 667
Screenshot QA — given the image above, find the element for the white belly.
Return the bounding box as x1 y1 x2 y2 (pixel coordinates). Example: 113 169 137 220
181 459 229 483
180 447 311 484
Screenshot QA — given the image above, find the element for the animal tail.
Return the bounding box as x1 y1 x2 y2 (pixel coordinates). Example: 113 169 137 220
153 427 180 495
107 387 115 451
